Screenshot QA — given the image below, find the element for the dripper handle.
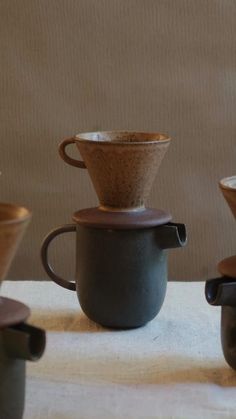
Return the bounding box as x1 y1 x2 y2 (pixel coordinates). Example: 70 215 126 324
41 224 76 291
59 137 87 168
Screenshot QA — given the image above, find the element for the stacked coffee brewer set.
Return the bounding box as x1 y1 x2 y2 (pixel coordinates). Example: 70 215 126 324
0 203 45 419
41 131 187 328
205 175 236 370
1 131 236 419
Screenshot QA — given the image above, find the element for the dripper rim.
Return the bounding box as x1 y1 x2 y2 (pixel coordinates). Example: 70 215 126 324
0 202 32 225
219 176 236 191
74 130 171 145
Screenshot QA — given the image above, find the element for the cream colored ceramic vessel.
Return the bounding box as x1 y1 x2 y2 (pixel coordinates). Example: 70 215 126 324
0 203 31 287
59 131 171 211
219 176 236 219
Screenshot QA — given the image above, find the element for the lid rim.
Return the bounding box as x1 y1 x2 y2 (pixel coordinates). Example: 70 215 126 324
72 207 172 230
0 297 30 329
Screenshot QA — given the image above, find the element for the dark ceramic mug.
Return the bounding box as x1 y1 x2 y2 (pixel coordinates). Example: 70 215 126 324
41 222 186 328
0 304 46 419
205 277 236 370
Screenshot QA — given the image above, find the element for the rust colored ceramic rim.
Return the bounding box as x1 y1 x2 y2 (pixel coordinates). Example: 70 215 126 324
0 203 32 225
219 176 236 191
74 131 171 145
218 255 236 278
0 297 30 329
72 207 172 229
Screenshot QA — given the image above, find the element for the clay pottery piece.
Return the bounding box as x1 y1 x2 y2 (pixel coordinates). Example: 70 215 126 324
0 203 31 287
218 255 236 279
219 176 236 219
0 297 46 419
205 176 236 369
41 211 187 329
205 277 236 370
0 202 45 418
59 131 170 211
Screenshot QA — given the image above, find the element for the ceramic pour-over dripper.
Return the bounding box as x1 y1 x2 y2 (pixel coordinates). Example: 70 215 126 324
218 176 236 277
59 131 170 211
0 203 31 287
219 176 236 219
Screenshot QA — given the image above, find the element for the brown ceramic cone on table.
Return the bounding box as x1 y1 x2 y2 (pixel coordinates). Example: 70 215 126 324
0 203 31 288
219 176 236 219
59 131 171 211
217 176 236 277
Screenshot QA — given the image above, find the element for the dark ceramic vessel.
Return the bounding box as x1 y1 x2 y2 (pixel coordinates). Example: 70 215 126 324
205 175 236 370
0 297 46 419
0 202 45 418
205 277 236 370
41 221 186 328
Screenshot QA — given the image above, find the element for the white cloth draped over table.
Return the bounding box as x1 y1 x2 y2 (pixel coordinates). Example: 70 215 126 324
2 281 236 419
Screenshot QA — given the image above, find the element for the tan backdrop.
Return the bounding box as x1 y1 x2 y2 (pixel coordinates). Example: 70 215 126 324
1 0 235 281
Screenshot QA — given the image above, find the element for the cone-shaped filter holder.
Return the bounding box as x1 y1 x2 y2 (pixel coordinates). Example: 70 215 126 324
59 131 171 211
0 203 31 287
219 176 236 219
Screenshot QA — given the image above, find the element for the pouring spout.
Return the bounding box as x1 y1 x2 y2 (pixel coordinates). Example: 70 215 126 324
3 323 46 361
205 277 236 306
157 222 187 250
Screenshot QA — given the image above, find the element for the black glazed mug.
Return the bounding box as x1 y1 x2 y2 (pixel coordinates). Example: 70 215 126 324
0 312 46 419
205 277 236 370
41 222 186 328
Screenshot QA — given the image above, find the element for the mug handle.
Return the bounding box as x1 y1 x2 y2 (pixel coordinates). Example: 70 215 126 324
41 224 76 291
59 137 87 168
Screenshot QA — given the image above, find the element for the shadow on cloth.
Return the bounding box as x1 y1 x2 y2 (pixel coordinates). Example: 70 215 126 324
29 309 107 332
28 310 236 387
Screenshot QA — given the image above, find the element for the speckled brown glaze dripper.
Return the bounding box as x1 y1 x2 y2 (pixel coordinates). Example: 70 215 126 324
217 176 236 278
219 176 236 219
59 131 170 211
0 203 31 287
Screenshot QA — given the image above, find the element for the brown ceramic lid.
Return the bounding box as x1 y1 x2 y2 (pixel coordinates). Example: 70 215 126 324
0 297 30 329
73 207 172 229
218 256 236 278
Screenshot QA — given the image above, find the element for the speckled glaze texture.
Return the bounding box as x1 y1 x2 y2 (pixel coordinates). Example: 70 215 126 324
218 255 236 278
59 131 170 210
219 176 236 219
0 203 31 287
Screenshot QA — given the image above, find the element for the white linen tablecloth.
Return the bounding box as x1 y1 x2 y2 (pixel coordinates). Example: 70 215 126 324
2 281 236 419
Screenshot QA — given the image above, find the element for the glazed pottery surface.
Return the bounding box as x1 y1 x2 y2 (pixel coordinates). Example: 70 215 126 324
205 176 236 370
218 255 236 278
72 207 172 229
205 278 236 370
0 203 31 287
0 301 46 419
219 176 236 219
41 221 186 328
59 131 170 211
0 202 45 418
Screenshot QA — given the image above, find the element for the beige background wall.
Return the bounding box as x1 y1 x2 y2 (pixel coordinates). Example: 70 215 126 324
1 0 235 281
